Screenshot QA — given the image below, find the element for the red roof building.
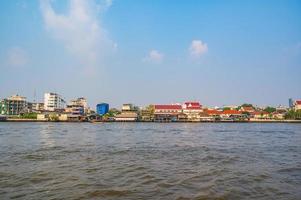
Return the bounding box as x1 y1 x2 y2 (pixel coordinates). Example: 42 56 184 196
154 105 182 110
154 104 182 122
154 105 182 115
183 102 202 110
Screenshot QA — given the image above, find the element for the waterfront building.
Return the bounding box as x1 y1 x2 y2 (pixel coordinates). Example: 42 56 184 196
96 103 109 115
115 112 138 121
220 110 243 119
239 106 255 113
44 93 66 111
252 111 270 119
69 97 88 113
204 109 222 117
154 104 182 122
294 100 301 111
65 105 84 116
31 102 44 113
272 111 285 120
115 103 139 121
65 98 88 116
140 107 154 122
199 112 215 121
182 102 203 122
0 95 27 115
37 112 81 122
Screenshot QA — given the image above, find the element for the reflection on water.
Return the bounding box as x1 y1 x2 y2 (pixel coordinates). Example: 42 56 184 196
0 122 301 199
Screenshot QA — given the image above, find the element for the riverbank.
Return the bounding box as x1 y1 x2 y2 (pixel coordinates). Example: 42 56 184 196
1 118 301 123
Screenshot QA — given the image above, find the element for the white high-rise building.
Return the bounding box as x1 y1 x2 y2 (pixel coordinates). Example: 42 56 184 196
44 93 65 111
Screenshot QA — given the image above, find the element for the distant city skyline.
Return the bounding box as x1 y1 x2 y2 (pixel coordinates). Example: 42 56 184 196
0 0 300 108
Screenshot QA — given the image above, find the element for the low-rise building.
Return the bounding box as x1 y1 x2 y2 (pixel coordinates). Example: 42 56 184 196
37 112 82 122
69 97 88 113
294 100 301 111
96 103 109 115
115 112 138 121
65 105 84 116
182 101 203 122
140 108 154 122
32 102 44 113
199 112 215 121
115 103 139 122
204 109 222 117
252 111 270 119
0 95 27 115
239 106 255 113
220 110 243 119
272 112 285 120
154 104 182 122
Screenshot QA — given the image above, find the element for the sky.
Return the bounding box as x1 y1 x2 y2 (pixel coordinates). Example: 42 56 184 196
0 0 300 108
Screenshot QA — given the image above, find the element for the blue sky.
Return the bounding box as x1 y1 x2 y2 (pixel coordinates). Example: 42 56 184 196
0 0 300 108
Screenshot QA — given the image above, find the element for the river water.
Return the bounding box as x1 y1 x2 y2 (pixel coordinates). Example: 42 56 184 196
0 122 300 199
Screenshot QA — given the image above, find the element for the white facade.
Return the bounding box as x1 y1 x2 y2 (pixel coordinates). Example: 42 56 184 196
44 93 65 111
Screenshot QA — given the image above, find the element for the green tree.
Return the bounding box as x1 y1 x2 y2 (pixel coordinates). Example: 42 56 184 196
241 103 253 108
20 113 37 119
285 110 301 120
49 114 59 121
264 106 276 113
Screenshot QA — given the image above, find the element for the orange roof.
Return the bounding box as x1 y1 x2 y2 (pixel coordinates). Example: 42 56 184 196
222 110 242 115
205 110 222 115
253 111 269 115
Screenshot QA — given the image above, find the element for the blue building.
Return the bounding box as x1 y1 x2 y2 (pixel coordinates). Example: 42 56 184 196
96 103 109 115
289 98 294 108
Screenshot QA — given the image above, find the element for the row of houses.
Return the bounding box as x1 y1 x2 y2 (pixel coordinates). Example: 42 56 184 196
111 101 300 122
1 93 301 122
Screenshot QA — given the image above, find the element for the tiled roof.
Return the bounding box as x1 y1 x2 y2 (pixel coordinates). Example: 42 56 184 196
253 111 269 115
296 100 301 105
205 110 222 115
222 110 242 115
154 105 182 110
184 102 202 109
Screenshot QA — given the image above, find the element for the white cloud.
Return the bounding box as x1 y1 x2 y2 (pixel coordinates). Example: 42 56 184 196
189 40 208 58
40 0 115 71
143 50 164 63
7 47 28 67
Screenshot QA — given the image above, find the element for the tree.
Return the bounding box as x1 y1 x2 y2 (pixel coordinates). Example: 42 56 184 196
49 114 59 121
264 106 276 113
241 103 253 108
146 104 155 114
223 107 231 111
20 113 37 119
285 110 301 120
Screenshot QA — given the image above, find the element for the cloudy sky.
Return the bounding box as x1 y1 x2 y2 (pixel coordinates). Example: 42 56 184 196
0 0 300 108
